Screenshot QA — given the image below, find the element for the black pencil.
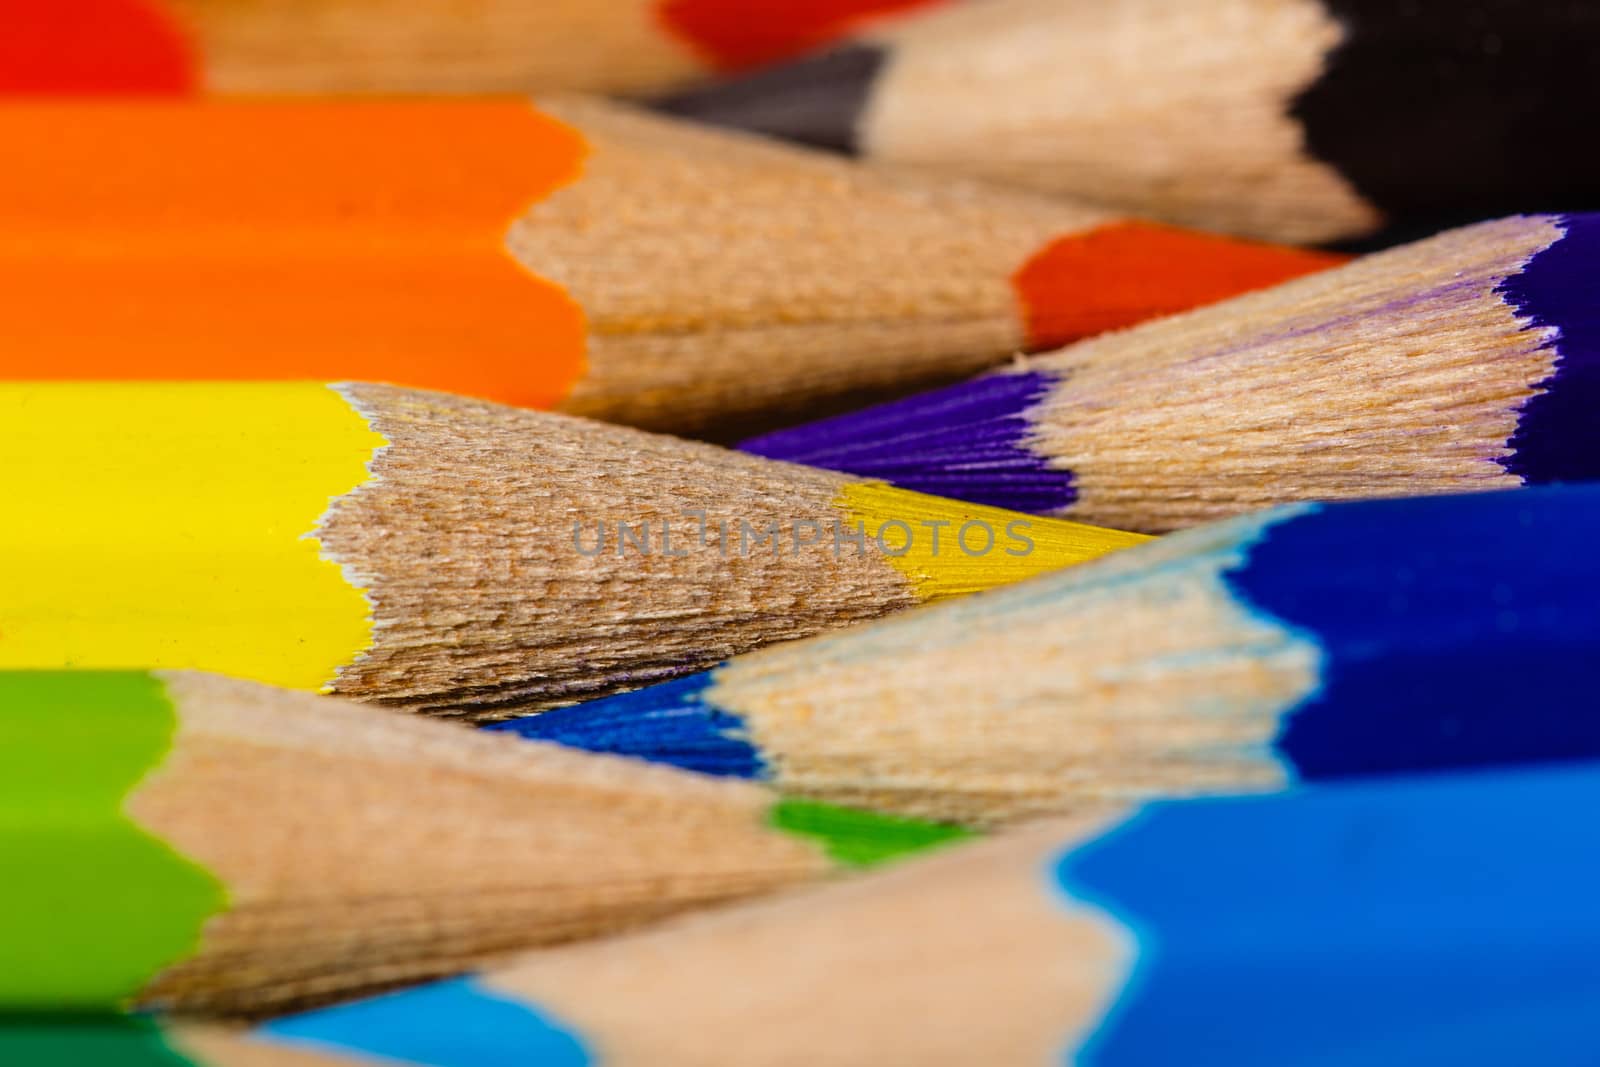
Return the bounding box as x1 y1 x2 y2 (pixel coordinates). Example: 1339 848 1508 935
660 0 1600 244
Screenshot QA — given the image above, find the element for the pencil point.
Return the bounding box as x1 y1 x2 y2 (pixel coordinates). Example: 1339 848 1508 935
262 978 590 1067
768 798 973 868
654 43 887 154
742 370 1076 515
657 0 940 73
0 0 195 94
487 672 768 780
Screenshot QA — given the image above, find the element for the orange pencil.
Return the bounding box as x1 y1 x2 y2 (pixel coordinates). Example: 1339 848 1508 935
0 97 1338 434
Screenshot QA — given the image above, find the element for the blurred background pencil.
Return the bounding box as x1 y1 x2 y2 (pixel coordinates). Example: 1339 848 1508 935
93 761 1600 1065
660 0 1600 245
0 382 1142 718
744 214 1600 532
0 669 964 1015
0 97 1337 435
0 0 951 96
495 485 1600 825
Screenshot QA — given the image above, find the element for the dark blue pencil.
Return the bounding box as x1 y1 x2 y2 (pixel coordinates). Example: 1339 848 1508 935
492 483 1600 826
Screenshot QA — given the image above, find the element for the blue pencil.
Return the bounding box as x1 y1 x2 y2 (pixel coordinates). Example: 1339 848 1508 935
491 483 1600 826
54 760 1600 1065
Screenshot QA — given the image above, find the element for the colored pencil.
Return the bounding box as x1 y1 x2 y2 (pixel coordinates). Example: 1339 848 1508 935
0 382 1143 718
742 213 1600 533
0 669 966 1015
0 0 950 96
74 761 1600 1064
0 97 1340 435
493 484 1600 826
659 0 1600 245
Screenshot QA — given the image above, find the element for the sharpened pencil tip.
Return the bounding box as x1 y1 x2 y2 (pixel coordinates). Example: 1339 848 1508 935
653 43 887 155
742 370 1077 515
0 1 196 94
486 672 769 780
261 977 591 1067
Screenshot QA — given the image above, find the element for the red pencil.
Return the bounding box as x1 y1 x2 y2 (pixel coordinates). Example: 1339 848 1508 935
0 0 954 96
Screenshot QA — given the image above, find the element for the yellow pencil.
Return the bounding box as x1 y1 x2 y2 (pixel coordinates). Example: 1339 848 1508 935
0 382 1144 718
